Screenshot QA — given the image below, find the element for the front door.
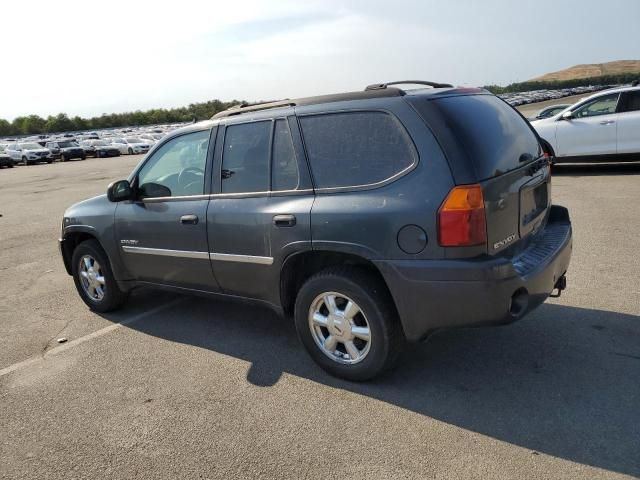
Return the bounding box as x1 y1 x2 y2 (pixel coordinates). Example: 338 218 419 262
114 129 220 292
207 116 313 305
555 92 619 157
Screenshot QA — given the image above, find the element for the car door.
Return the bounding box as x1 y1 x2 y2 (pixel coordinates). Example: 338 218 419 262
114 128 220 292
555 92 619 157
207 113 313 305
7 144 20 161
615 90 640 154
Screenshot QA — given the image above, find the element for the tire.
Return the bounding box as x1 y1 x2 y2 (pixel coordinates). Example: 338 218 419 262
22 156 28 166
46 160 53 164
7 163 13 168
96 151 101 158
60 154 66 162
81 155 86 160
294 267 404 381
128 147 133 155
71 239 128 313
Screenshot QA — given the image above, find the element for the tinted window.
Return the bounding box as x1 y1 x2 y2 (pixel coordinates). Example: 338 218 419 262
221 121 270 194
574 93 619 118
299 112 416 189
619 91 640 113
137 130 209 198
272 119 299 191
413 95 541 180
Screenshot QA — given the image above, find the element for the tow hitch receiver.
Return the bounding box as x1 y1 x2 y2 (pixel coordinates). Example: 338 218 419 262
550 275 567 298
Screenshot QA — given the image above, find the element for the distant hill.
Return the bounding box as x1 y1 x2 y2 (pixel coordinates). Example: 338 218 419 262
531 60 640 82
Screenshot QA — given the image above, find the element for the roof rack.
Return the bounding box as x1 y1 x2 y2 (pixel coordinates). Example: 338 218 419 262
365 80 454 91
213 99 296 119
210 85 409 120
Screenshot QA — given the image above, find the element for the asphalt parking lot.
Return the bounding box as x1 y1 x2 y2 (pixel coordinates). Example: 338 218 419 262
1 156 639 479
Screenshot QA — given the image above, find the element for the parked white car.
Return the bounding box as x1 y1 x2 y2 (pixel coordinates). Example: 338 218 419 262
5 142 53 165
109 137 151 155
531 86 640 163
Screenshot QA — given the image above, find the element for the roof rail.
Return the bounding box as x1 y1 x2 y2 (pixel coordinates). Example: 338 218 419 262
365 80 454 91
212 99 295 119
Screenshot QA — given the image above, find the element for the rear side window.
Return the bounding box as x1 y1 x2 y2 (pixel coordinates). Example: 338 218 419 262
299 111 417 189
221 121 270 194
417 95 541 180
618 91 640 113
272 119 299 191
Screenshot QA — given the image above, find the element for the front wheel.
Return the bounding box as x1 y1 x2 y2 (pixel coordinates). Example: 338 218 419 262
128 147 133 155
60 154 66 162
71 239 128 312
294 267 404 381
81 155 86 160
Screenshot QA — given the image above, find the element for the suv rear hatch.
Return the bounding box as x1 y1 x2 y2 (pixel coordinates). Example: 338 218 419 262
408 91 550 256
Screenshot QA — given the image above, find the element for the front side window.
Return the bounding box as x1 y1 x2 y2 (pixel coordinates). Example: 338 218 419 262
221 121 270 194
299 111 417 189
573 93 619 118
137 130 210 198
272 119 299 191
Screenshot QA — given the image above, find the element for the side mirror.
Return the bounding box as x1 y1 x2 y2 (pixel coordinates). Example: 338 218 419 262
107 179 132 202
561 111 574 120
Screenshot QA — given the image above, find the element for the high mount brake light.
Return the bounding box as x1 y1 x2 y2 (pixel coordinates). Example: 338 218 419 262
438 184 487 247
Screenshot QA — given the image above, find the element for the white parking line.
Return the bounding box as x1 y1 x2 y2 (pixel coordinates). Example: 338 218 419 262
0 298 184 378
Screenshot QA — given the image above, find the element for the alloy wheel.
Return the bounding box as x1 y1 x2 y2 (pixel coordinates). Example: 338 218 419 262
78 254 106 302
308 292 371 365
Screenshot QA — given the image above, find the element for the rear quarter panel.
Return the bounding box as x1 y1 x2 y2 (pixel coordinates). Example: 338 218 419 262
298 98 454 261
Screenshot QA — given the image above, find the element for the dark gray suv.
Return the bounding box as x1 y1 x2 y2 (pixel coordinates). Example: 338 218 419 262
59 81 572 380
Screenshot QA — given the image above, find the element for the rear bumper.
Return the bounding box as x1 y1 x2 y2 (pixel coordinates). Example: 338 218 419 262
375 205 573 342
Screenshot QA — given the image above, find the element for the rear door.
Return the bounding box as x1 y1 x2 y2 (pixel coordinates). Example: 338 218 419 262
615 90 640 154
555 92 620 157
207 113 313 304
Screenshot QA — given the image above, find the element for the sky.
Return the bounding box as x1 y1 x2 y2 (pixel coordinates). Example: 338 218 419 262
2 0 639 120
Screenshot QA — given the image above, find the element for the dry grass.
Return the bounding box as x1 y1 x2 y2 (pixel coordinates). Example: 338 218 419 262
531 60 640 82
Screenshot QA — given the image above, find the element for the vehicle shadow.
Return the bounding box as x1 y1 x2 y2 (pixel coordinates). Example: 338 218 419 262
552 161 640 176
104 290 640 477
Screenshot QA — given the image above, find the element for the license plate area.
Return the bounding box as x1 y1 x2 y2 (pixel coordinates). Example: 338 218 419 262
520 179 549 237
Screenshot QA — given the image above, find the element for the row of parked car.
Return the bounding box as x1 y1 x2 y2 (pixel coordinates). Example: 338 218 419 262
0 125 183 168
499 85 615 106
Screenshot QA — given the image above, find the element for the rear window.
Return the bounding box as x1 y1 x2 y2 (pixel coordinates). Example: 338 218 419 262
299 111 417 189
422 95 540 179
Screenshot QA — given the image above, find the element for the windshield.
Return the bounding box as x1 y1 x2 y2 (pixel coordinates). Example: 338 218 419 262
126 138 142 143
59 141 78 148
111 138 124 143
92 140 108 146
19 143 41 150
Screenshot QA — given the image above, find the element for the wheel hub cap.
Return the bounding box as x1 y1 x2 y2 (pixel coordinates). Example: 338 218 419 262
79 255 106 302
308 292 371 365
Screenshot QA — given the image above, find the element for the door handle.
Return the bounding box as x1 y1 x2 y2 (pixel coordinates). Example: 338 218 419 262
180 214 199 225
599 120 615 125
273 214 296 227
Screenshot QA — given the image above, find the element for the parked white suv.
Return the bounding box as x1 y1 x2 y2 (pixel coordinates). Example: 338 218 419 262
5 142 53 165
531 86 640 163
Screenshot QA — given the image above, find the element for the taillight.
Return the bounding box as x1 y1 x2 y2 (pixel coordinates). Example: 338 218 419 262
438 184 487 247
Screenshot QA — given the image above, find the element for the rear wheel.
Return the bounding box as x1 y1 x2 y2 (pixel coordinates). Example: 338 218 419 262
71 239 128 312
96 151 101 158
22 156 30 166
128 147 133 155
81 154 86 160
294 267 404 381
